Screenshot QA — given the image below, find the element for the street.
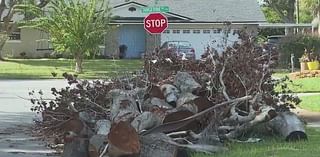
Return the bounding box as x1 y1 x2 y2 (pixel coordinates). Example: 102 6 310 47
0 80 67 157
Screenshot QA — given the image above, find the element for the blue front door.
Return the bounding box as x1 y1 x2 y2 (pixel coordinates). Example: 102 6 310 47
119 25 146 58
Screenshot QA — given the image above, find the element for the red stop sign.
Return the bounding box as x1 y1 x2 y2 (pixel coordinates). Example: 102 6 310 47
144 13 168 34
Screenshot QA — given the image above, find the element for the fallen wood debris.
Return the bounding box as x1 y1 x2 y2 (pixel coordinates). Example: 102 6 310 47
29 32 306 157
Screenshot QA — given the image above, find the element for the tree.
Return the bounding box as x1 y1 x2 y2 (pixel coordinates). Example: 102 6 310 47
0 0 50 60
30 0 111 73
301 0 320 16
261 6 282 23
262 0 296 23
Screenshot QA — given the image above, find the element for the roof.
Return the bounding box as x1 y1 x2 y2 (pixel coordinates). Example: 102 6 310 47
259 23 313 28
109 0 266 23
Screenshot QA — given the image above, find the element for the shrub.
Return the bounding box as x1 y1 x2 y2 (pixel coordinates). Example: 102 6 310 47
278 35 320 68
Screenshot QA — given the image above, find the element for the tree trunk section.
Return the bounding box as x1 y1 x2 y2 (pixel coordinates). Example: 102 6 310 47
75 54 83 73
139 133 179 157
268 112 307 142
0 33 8 61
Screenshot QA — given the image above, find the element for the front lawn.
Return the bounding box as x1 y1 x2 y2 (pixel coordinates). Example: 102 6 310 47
273 72 320 93
299 95 320 112
0 59 143 79
193 127 320 157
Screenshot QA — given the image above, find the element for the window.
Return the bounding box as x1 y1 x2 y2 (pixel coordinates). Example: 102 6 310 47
217 29 222 33
163 30 170 34
183 30 190 34
193 30 200 34
9 29 21 40
213 29 219 34
128 7 136 12
173 30 180 34
203 30 210 34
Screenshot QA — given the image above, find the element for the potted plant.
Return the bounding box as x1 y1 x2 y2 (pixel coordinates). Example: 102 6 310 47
299 49 309 71
307 50 320 70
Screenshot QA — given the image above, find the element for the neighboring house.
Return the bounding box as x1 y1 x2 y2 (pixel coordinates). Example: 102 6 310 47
3 28 52 58
2 8 52 58
3 0 266 59
105 0 266 59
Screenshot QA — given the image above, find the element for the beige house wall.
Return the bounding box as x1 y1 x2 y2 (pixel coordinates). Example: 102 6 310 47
3 28 52 58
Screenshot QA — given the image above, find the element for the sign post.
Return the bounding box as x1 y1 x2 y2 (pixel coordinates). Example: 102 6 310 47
144 13 168 34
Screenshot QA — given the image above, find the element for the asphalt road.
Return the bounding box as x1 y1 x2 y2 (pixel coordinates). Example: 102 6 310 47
0 79 68 157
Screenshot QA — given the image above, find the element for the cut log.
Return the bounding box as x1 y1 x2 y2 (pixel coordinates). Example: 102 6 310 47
107 121 140 157
174 72 201 93
268 112 307 141
145 85 165 99
109 89 139 122
95 120 111 135
89 134 107 157
160 84 180 107
62 131 89 157
140 133 186 157
176 93 198 108
150 97 173 109
163 110 201 133
131 112 162 133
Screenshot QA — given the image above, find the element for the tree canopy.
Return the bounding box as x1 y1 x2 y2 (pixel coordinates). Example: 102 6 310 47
29 0 112 72
262 0 296 23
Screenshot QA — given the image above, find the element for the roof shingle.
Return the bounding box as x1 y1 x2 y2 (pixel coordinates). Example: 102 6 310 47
109 0 266 23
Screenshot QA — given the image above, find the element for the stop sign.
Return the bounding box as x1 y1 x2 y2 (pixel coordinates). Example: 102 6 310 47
144 13 168 34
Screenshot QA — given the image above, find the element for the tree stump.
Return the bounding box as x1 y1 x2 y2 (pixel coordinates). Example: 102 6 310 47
269 112 307 141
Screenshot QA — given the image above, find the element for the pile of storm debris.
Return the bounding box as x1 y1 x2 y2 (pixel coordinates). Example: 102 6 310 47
30 33 307 157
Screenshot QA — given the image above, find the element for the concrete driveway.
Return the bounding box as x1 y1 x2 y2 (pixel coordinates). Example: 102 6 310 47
0 79 68 157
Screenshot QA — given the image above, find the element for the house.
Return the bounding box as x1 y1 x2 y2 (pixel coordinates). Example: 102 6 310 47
3 0 266 59
105 0 266 59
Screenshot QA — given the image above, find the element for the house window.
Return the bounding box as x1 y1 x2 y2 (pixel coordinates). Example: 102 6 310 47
213 29 222 34
193 30 200 34
183 30 190 34
203 30 210 34
233 29 240 34
9 29 21 40
163 30 170 34
173 30 180 34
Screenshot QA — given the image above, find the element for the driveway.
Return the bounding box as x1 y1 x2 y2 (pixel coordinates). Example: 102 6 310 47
0 79 67 157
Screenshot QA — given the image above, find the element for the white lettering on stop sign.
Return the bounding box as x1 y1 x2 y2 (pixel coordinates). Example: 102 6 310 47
144 13 168 34
146 19 166 28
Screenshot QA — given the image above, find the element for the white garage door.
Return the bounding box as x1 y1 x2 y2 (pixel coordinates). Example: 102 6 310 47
161 29 239 59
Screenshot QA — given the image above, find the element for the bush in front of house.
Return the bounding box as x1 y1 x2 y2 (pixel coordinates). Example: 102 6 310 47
278 35 320 68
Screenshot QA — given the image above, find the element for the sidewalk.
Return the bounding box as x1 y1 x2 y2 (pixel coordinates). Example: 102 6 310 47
0 112 58 157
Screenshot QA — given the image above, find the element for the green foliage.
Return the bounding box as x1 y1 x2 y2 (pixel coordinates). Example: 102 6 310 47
299 0 319 23
278 35 320 68
23 0 112 72
262 0 296 23
40 0 111 56
261 7 282 23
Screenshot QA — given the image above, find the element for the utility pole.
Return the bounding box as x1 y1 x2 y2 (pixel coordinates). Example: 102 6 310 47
296 0 300 24
296 0 300 34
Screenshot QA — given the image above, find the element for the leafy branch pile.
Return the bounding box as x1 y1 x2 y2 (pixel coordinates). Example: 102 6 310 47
30 32 305 157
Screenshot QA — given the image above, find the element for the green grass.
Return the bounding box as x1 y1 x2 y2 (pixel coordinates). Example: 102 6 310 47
299 95 320 112
288 78 320 93
193 127 320 157
273 72 320 93
0 59 143 79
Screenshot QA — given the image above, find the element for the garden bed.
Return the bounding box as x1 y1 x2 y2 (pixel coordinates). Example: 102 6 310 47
289 70 320 79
